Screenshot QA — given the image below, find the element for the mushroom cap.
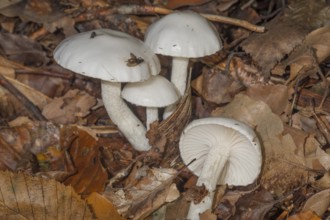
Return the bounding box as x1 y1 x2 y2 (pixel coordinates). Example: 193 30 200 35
54 29 160 82
122 75 180 107
179 117 262 186
144 11 222 58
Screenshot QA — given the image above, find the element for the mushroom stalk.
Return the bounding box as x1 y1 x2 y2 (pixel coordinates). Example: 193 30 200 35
187 146 229 220
101 81 151 151
146 107 158 130
163 57 189 119
171 57 189 96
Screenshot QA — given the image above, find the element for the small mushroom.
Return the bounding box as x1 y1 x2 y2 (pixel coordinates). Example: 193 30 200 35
179 117 262 219
54 29 160 151
122 75 180 130
144 11 222 118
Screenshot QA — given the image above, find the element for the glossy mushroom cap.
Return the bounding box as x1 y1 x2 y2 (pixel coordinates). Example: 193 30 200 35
122 75 180 108
54 29 160 82
144 11 222 58
179 117 262 186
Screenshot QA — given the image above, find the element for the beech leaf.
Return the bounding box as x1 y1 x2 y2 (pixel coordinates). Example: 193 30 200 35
0 170 94 219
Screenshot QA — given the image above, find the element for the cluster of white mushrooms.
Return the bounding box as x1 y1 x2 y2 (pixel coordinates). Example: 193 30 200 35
54 11 262 220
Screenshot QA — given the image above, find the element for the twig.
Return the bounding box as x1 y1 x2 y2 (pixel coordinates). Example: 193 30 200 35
0 74 46 121
75 5 265 33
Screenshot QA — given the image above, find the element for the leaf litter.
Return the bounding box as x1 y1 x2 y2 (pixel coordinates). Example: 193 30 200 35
0 0 330 219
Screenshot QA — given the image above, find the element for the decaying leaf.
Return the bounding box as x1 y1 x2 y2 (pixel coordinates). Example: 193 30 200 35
0 170 94 219
302 188 330 217
191 66 243 104
42 89 96 124
104 167 178 219
0 119 61 171
287 210 321 220
245 84 290 115
87 192 126 220
233 187 276 220
0 33 48 66
212 94 309 196
272 26 330 82
61 125 108 195
241 0 329 77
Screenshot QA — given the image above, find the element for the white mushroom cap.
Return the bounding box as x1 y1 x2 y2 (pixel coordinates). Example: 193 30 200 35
54 29 160 82
122 75 180 108
180 117 262 186
144 11 222 58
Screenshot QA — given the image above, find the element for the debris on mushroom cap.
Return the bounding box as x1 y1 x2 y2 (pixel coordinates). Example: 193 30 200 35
122 75 180 108
54 29 160 82
144 11 222 58
179 117 262 186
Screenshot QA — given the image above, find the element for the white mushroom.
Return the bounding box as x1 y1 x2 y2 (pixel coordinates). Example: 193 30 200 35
122 75 180 130
54 29 160 151
179 117 262 219
144 11 222 118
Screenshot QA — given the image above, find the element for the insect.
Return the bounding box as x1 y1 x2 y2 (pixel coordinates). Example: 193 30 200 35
126 53 144 67
90 31 97 38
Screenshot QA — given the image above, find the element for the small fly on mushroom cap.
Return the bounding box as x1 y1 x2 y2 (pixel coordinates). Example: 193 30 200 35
54 29 160 151
179 117 262 219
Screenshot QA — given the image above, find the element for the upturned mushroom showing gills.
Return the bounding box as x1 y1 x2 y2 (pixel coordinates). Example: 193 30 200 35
179 117 262 219
122 75 180 130
54 29 160 151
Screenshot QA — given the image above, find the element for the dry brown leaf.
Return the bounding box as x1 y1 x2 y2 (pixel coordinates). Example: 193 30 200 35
302 188 330 217
191 66 243 104
0 120 61 171
104 167 178 220
0 76 51 120
0 33 48 66
287 210 321 220
245 84 290 115
273 26 330 81
241 18 306 76
42 89 96 124
304 135 330 171
62 126 108 195
233 187 275 220
212 94 309 196
87 192 126 220
241 0 328 76
0 170 94 219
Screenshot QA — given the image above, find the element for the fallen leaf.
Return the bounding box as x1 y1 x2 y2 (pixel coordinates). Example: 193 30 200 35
0 120 61 171
191 66 243 104
272 26 330 82
87 192 126 220
245 84 290 115
287 210 321 220
0 170 94 219
42 89 96 124
212 94 309 196
104 167 178 220
302 188 330 217
0 33 48 66
233 187 275 220
62 126 108 195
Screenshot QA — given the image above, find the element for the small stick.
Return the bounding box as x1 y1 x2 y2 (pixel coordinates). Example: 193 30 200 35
0 74 46 121
144 6 265 32
75 5 265 33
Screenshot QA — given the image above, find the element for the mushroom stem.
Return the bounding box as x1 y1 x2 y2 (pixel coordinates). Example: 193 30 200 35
187 146 229 219
171 57 189 96
146 107 158 130
101 81 151 151
163 57 189 119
